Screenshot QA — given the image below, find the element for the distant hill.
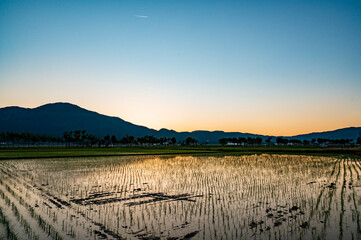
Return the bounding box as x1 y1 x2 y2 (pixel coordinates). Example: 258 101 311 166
0 103 156 138
0 102 360 143
288 127 361 141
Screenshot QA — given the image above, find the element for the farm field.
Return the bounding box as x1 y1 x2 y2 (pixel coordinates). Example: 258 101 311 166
0 146 360 160
0 154 361 240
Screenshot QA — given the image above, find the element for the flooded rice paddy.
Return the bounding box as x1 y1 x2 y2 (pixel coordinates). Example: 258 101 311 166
0 154 360 240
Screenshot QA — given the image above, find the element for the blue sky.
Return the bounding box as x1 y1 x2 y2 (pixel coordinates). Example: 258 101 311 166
1 0 360 135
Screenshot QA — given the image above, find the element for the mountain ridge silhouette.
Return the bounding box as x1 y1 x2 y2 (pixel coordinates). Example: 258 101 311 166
0 102 360 143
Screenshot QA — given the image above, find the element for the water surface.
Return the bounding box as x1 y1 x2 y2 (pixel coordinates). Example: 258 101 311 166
0 154 360 239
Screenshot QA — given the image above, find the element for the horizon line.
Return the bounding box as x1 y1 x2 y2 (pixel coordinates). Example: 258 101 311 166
0 101 360 138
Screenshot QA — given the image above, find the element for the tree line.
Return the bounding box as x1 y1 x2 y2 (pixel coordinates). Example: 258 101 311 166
0 131 62 146
276 137 357 146
313 138 356 145
64 132 199 146
64 131 183 147
0 131 199 147
1 131 360 147
219 136 361 146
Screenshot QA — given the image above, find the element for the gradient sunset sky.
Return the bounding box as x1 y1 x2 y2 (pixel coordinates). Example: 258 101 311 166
1 0 360 136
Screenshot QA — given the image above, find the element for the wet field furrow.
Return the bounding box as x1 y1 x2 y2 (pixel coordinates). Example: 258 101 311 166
353 160 361 177
318 159 342 240
288 158 336 240
349 160 361 239
335 159 359 240
351 161 360 181
338 160 347 240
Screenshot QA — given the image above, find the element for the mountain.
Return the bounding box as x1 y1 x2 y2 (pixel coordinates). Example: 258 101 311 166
0 102 360 143
288 127 361 141
0 102 156 138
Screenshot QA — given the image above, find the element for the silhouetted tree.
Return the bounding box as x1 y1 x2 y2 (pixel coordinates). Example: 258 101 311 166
74 130 81 146
303 140 310 145
63 131 73 147
137 135 158 145
219 138 228 145
120 135 135 144
276 137 288 145
238 137 247 145
255 137 262 145
247 137 254 145
104 135 111 147
111 135 118 145
80 130 87 143
185 137 198 145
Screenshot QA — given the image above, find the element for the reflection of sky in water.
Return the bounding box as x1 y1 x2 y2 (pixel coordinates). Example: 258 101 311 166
0 154 360 239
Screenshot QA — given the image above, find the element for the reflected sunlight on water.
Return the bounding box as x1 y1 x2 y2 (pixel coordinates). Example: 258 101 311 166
0 154 360 240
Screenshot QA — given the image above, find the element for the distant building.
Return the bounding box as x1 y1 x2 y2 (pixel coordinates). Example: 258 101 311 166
226 142 239 146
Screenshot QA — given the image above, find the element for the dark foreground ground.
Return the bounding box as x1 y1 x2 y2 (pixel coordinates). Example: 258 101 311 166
0 145 360 160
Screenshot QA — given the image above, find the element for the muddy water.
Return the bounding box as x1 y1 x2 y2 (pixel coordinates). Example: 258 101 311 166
0 154 360 239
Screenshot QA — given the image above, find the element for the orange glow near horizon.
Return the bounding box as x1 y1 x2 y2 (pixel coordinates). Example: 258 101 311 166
1 96 359 137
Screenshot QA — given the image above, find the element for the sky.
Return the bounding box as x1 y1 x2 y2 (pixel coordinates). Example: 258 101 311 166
0 0 360 136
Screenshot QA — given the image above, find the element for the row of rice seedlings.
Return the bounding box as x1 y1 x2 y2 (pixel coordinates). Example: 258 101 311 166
0 179 63 240
352 160 361 182
351 164 361 239
353 160 361 186
318 158 355 240
10 201 39 240
339 160 347 240
14 180 88 239
330 159 359 239
341 159 360 240
58 156 218 237
0 205 18 240
299 159 340 239
347 160 361 240
323 159 345 240
320 160 341 236
1 163 75 234
35 165 139 239
2 162 130 240
351 161 360 181
0 184 36 240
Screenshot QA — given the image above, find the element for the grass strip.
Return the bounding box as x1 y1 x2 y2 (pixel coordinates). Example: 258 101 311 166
0 146 360 160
